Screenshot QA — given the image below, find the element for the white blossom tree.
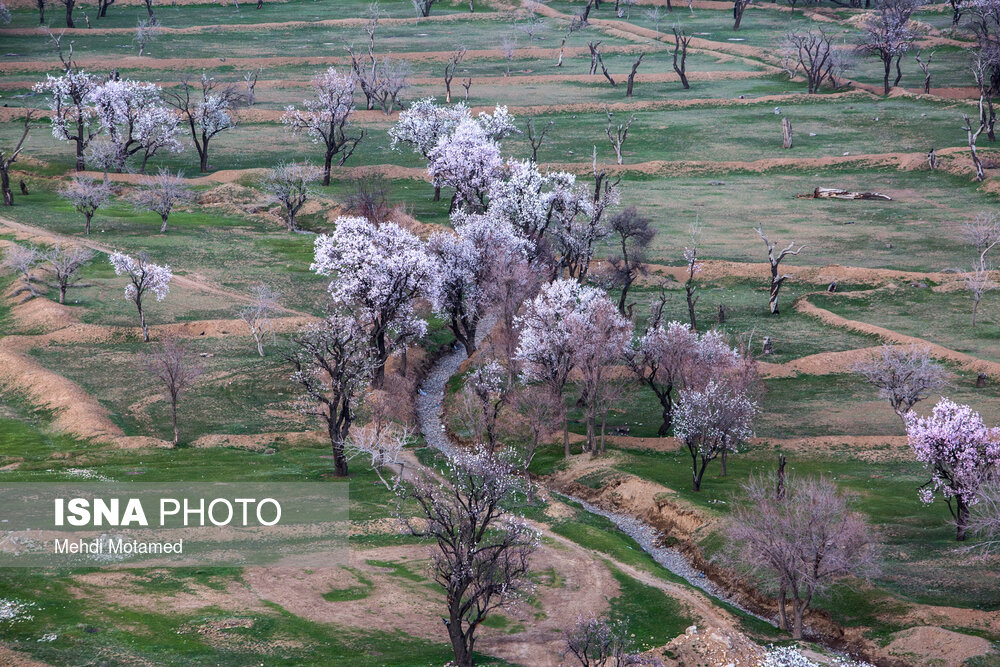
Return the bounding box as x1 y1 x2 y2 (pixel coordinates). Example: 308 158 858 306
131 168 193 233
261 162 323 231
165 75 242 173
281 68 364 186
389 97 471 201
311 217 439 388
428 213 530 357
89 78 182 173
428 117 503 213
109 251 172 342
58 175 111 235
2 242 42 298
33 68 100 171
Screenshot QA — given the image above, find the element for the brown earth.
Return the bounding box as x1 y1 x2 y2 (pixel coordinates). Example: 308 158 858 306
880 626 995 666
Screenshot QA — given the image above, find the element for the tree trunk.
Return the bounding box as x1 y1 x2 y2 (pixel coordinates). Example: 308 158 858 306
199 144 210 173
85 212 93 235
882 58 891 95
160 213 169 234
781 117 793 149
433 184 441 201
686 285 697 331
792 598 805 639
327 417 349 477
599 413 606 454
75 136 85 172
323 152 333 186
38 0 45 23
768 277 782 315
656 390 673 436
446 609 473 667
137 302 149 342
171 397 179 445
956 496 970 541
1 168 12 206
777 583 789 631
720 448 728 476
65 0 74 27
563 413 570 458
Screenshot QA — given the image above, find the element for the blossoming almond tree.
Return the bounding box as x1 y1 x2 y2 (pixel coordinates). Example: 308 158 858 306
33 69 100 171
674 380 756 490
164 75 242 173
88 78 183 173
428 117 503 213
109 251 171 342
131 168 193 233
906 398 1000 541
427 213 530 357
281 68 363 186
516 278 603 457
58 175 111 235
311 216 439 388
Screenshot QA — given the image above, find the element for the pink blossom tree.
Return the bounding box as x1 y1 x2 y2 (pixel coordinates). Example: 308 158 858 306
674 380 756 490
389 97 471 201
109 251 171 342
568 291 633 453
624 297 740 436
905 398 1000 541
516 278 603 457
311 217 438 388
281 68 364 186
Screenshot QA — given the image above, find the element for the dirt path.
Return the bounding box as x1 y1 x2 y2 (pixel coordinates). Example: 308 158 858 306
0 215 312 317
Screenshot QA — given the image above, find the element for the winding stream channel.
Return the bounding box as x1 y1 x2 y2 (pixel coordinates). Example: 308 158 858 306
414 329 772 625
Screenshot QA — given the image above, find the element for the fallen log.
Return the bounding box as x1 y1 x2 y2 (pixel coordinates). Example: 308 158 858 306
797 187 893 201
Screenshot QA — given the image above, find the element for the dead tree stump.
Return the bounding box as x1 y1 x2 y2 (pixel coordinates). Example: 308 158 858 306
762 336 773 355
827 280 838 292
782 117 793 149
977 372 988 388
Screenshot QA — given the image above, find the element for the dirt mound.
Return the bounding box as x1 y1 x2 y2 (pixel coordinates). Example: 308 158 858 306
882 626 994 666
657 624 764 666
759 347 882 378
10 297 81 333
0 646 51 666
190 430 324 451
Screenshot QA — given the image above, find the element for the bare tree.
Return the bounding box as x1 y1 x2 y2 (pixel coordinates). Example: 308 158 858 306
678 223 698 330
563 615 655 666
962 211 1000 269
134 17 160 56
854 345 950 426
856 0 917 95
915 50 933 94
588 41 603 75
2 243 42 298
262 163 322 232
502 36 517 76
343 170 391 226
754 223 806 315
966 264 996 326
57 0 74 27
672 26 691 89
239 284 280 356
164 75 243 173
462 77 473 101
969 481 1000 554
58 176 111 235
244 66 262 107
145 339 203 445
607 206 654 315
526 117 554 163
286 316 372 477
733 0 752 30
605 110 635 165
784 29 837 94
411 0 437 17
444 46 467 103
44 244 94 304
962 108 987 182
1 111 32 206
645 6 664 35
625 53 645 97
131 169 193 233
728 474 878 638
397 448 538 667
